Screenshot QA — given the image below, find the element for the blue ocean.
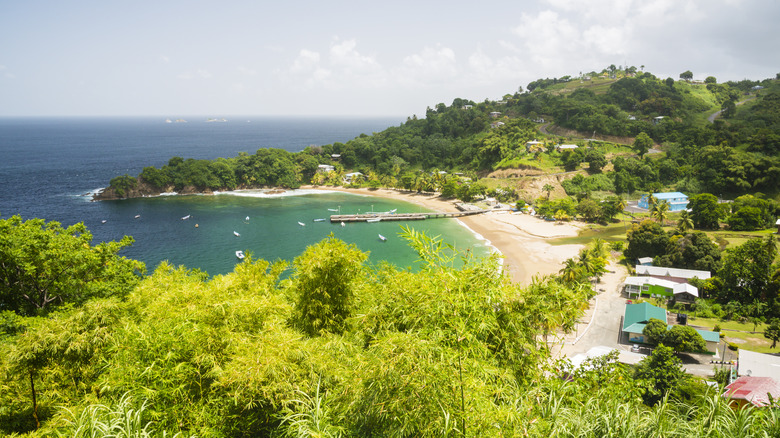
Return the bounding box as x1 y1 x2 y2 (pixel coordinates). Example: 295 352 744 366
0 117 490 275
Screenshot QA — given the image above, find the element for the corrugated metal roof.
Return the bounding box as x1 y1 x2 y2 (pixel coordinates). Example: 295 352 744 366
723 376 780 407
623 302 666 330
635 265 711 280
738 350 780 378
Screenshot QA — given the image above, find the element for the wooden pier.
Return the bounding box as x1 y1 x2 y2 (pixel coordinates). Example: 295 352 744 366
330 210 486 223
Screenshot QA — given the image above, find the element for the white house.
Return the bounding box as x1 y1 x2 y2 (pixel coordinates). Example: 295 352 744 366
317 164 335 173
343 172 363 183
557 144 578 151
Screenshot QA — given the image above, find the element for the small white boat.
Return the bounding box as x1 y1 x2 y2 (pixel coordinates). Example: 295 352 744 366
328 208 339 212
181 214 191 220
378 234 387 241
236 250 245 259
134 215 141 219
101 220 107 224
366 218 381 223
313 218 326 222
298 221 305 227
233 231 240 237
245 216 250 221
341 221 345 227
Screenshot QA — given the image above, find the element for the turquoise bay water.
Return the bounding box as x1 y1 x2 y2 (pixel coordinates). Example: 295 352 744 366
101 190 491 276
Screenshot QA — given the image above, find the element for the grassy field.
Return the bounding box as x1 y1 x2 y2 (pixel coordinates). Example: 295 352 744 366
687 316 776 354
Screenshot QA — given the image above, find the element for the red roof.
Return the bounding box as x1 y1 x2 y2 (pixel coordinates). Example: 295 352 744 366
722 376 780 407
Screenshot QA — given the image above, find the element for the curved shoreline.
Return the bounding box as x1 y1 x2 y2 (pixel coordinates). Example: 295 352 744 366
300 186 585 284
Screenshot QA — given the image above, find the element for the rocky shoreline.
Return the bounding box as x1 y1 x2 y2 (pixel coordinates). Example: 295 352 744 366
92 181 292 201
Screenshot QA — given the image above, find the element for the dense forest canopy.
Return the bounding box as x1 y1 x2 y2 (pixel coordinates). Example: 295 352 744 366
98 67 780 203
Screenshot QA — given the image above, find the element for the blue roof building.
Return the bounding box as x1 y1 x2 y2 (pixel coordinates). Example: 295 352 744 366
638 192 689 211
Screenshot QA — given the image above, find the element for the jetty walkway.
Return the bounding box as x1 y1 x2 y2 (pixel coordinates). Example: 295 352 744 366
330 210 486 223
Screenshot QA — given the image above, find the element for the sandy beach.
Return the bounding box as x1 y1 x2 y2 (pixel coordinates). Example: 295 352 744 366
302 186 586 284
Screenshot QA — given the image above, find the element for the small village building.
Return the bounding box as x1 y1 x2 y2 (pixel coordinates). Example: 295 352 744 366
490 111 502 118
622 302 719 352
635 265 711 282
343 172 363 183
638 192 689 211
462 104 473 109
623 277 699 303
637 257 654 266
526 140 544 153
737 350 780 378
776 218 780 233
722 377 780 408
317 164 335 173
330 154 341 160
653 116 665 125
557 144 578 151
490 121 505 129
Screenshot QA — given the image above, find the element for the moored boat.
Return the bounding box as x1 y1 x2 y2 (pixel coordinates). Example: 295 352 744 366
236 250 245 259
233 231 240 237
378 234 387 241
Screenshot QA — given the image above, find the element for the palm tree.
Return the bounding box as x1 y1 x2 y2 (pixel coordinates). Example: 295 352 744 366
543 183 554 199
677 210 694 233
559 258 584 284
651 200 670 225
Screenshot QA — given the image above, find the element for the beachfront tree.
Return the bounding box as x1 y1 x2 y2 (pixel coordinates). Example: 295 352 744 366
0 216 144 316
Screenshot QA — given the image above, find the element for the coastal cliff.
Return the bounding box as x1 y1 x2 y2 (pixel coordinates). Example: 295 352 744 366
92 181 214 201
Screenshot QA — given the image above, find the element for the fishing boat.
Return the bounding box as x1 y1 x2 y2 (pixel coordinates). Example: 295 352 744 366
181 214 191 220
366 218 381 223
134 215 141 219
341 222 345 227
233 231 240 237
298 221 305 227
378 234 387 241
328 208 339 212
101 220 107 224
313 218 326 222
236 250 245 259
245 216 250 221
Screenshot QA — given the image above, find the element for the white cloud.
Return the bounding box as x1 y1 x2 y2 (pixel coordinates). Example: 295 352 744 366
395 45 458 87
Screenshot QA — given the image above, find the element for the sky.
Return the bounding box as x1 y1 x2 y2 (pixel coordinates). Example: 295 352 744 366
1 0 778 118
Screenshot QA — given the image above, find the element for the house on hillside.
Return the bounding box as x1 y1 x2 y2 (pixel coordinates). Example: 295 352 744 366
343 172 363 183
776 218 780 233
526 140 544 153
317 164 335 173
638 192 689 211
622 302 719 352
722 377 780 408
490 121 505 129
556 144 578 151
490 111 502 118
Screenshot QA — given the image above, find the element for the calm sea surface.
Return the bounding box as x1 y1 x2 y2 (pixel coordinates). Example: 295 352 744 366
0 117 490 275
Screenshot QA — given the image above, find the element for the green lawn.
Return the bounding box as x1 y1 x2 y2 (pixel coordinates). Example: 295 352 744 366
685 316 776 354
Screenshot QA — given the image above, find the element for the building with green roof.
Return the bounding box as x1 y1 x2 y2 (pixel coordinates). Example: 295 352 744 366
623 302 719 353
